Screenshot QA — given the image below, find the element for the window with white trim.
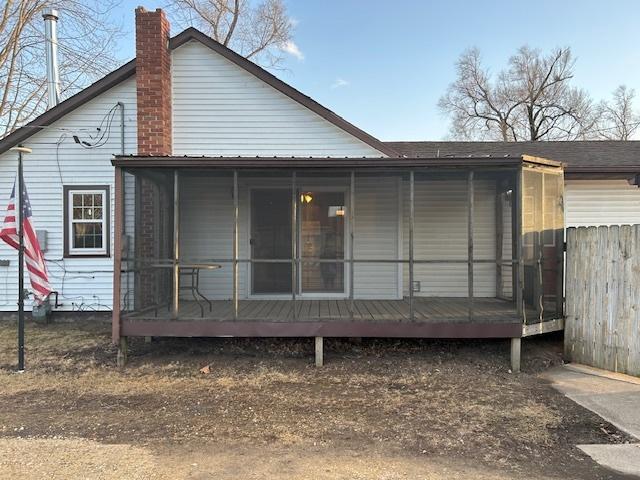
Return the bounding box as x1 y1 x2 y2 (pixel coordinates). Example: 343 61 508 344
65 186 109 256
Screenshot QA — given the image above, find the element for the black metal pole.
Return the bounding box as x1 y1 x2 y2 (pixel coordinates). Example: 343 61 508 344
17 150 25 372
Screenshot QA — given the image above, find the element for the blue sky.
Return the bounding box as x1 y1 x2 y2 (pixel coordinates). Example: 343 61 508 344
114 0 640 141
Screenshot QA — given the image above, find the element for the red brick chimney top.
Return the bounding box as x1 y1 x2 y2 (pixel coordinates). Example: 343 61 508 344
135 7 172 156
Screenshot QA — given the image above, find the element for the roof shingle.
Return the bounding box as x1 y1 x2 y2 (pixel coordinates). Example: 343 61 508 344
385 141 640 172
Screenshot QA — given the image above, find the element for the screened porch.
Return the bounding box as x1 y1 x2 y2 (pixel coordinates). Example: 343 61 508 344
111 156 564 340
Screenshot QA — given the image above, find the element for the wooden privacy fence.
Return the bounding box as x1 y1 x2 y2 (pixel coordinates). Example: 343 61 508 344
565 225 640 376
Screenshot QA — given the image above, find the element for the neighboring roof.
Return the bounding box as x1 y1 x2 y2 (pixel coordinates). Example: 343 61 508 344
385 141 640 174
0 27 397 158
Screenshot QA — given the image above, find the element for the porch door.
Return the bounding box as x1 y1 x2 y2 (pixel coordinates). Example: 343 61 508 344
249 187 346 296
250 189 292 294
299 189 346 296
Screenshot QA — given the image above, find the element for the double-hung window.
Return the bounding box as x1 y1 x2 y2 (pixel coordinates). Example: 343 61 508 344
64 186 110 257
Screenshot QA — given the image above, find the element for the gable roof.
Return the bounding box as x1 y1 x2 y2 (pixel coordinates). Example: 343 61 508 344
386 141 640 174
0 59 136 155
0 27 397 158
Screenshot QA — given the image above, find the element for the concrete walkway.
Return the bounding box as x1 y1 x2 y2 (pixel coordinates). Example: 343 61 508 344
542 365 640 477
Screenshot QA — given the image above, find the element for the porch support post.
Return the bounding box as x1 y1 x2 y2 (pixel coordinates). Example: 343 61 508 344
117 336 128 367
495 179 504 299
467 170 474 321
172 169 180 319
515 168 524 319
291 171 297 320
349 171 355 320
510 337 521 373
233 170 239 320
112 166 123 343
315 336 323 367
409 170 415 321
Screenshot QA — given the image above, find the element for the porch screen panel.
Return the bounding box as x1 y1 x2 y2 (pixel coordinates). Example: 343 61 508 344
497 178 514 301
352 173 401 300
120 172 137 312
521 167 565 322
542 171 564 319
521 168 543 322
410 173 468 297
409 172 505 301
120 169 176 316
179 172 235 302
472 172 502 298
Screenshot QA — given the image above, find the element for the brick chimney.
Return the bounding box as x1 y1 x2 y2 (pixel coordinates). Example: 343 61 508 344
135 7 172 155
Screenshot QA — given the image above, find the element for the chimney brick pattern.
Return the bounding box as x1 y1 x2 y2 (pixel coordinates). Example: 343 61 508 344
135 7 172 155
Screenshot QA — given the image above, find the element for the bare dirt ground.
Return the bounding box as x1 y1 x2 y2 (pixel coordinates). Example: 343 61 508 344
0 319 635 479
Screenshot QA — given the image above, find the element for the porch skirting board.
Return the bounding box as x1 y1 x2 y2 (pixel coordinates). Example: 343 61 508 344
119 297 531 338
121 319 522 338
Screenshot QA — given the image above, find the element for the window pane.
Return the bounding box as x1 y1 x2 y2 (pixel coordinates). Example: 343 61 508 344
74 231 85 248
300 191 345 294
72 194 82 207
74 223 88 236
73 207 83 219
85 235 97 248
83 194 93 207
73 222 103 250
93 207 102 219
95 194 103 206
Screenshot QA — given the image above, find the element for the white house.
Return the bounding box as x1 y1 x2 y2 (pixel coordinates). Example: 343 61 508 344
0 8 638 367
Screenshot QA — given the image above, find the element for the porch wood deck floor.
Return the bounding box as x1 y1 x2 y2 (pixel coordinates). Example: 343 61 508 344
126 297 529 324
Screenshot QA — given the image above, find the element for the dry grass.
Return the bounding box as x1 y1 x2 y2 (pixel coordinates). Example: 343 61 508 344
0 319 632 479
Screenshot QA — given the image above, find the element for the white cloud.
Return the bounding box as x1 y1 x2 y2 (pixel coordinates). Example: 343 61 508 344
281 40 304 60
331 77 350 89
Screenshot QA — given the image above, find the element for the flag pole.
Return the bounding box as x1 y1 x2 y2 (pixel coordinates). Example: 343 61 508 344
10 145 31 372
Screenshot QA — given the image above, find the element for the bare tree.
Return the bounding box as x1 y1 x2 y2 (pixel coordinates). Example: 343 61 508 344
0 0 122 137
437 48 520 141
166 0 295 68
439 46 596 141
596 85 640 140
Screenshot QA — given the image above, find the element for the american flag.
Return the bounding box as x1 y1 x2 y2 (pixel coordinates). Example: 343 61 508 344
0 178 52 302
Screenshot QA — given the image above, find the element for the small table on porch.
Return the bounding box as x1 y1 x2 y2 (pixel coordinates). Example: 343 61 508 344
178 264 221 317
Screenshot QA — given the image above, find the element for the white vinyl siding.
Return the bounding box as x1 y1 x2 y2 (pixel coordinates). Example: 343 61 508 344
402 175 497 297
171 41 385 158
0 78 137 311
565 179 640 227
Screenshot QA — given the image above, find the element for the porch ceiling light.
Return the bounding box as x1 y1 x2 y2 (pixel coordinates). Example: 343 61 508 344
300 192 313 204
